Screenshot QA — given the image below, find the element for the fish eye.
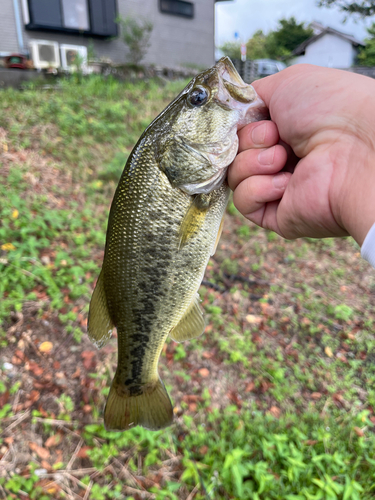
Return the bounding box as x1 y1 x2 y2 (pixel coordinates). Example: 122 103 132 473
187 86 209 107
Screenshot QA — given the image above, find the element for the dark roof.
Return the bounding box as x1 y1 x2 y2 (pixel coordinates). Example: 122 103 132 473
293 26 365 56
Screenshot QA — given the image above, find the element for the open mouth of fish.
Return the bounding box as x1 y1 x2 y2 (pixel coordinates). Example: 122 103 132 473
180 59 268 195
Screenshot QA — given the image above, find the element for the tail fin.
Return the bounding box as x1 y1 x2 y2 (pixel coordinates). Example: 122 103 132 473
104 377 174 431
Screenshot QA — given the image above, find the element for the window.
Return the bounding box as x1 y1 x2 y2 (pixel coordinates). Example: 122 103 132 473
62 0 89 31
159 0 194 18
25 0 117 37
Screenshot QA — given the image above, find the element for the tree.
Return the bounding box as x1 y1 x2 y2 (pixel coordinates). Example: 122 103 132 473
318 0 375 18
246 30 268 60
117 15 153 64
270 17 314 57
220 17 313 62
219 41 241 60
358 23 375 65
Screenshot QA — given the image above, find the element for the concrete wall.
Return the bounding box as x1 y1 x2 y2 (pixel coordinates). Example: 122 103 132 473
0 0 215 68
293 33 356 69
0 67 48 88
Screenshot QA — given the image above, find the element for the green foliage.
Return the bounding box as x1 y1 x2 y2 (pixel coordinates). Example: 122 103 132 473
358 23 375 66
117 15 153 64
334 304 354 322
319 0 375 18
219 41 241 60
246 30 269 60
78 408 375 499
0 76 185 334
272 18 313 53
98 151 128 182
264 18 313 61
1 71 375 500
222 18 312 62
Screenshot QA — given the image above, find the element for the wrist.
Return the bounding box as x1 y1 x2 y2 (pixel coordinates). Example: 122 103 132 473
334 138 375 246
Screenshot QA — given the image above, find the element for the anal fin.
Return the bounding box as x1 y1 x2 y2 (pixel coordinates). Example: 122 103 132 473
169 293 205 342
87 271 114 349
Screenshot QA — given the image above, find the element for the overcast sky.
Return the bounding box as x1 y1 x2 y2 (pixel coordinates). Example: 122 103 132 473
215 0 374 46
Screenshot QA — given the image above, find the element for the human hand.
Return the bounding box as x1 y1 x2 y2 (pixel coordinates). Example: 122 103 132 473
228 65 375 245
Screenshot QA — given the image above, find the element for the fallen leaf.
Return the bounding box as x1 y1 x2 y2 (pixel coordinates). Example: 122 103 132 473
39 341 53 354
227 391 242 408
0 391 10 408
28 390 40 403
1 243 15 251
324 346 333 358
29 442 50 460
246 314 262 324
260 302 270 315
245 381 255 392
268 406 281 418
81 351 96 370
354 426 365 437
311 392 322 400
182 395 203 403
77 446 91 459
45 434 62 448
29 361 43 377
41 460 52 471
46 485 60 495
198 368 209 378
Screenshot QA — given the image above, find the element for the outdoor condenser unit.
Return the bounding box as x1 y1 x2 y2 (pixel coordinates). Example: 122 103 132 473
29 40 60 69
60 44 88 72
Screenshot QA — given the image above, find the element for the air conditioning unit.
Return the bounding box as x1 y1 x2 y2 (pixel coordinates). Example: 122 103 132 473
29 40 60 69
60 44 88 72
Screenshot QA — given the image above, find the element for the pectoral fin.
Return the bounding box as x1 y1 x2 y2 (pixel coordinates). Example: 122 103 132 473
179 194 212 250
211 214 225 256
169 294 205 342
87 271 114 349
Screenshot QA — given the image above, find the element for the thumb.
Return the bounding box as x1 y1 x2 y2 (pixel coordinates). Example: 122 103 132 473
251 72 285 110
251 64 321 112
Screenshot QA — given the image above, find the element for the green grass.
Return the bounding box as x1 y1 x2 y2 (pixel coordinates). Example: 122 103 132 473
1 75 375 499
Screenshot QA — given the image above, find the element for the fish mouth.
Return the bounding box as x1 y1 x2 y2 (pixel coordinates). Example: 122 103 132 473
215 57 269 129
217 57 257 104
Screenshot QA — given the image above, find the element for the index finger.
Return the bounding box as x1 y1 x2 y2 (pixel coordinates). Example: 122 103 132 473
238 120 280 153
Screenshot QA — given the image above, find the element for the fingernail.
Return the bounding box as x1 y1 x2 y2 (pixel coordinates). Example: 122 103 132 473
272 173 288 189
251 124 266 145
258 147 275 165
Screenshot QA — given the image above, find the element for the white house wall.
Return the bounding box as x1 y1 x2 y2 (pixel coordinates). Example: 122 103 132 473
0 0 215 68
293 33 355 69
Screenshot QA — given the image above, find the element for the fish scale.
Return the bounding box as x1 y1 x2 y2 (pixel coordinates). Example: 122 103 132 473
87 57 268 431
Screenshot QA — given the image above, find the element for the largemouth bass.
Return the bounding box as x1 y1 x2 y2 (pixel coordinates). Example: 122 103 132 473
88 57 267 431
